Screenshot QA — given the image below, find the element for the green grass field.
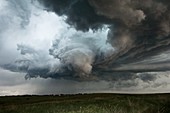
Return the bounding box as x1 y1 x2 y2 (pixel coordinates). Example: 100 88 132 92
1 93 170 113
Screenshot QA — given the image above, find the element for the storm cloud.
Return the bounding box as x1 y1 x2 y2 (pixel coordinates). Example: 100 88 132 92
12 0 170 78
1 0 170 89
38 0 170 64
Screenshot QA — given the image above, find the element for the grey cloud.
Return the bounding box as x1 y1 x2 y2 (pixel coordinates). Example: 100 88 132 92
0 68 26 86
2 0 170 93
38 0 113 31
1 67 170 96
0 0 31 31
3 0 169 80
0 0 33 64
38 0 170 69
2 29 115 80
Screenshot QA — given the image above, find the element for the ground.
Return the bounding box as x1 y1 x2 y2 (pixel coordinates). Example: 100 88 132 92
0 93 170 113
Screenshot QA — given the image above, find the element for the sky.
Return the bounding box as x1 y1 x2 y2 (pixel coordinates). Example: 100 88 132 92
1 0 170 95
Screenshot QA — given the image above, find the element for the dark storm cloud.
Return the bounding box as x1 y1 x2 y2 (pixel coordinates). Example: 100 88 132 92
89 0 170 67
3 0 170 96
38 0 170 67
1 31 115 81
2 0 170 83
37 0 113 31
2 44 73 80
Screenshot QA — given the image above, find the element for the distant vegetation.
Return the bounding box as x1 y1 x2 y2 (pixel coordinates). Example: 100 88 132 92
1 93 170 113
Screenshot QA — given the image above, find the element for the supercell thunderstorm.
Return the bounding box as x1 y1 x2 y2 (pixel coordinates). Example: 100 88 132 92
1 0 170 86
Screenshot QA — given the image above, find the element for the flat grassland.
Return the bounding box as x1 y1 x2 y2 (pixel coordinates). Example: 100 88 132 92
0 93 170 113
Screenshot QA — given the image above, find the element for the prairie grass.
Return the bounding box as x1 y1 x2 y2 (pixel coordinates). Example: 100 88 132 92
0 93 170 113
